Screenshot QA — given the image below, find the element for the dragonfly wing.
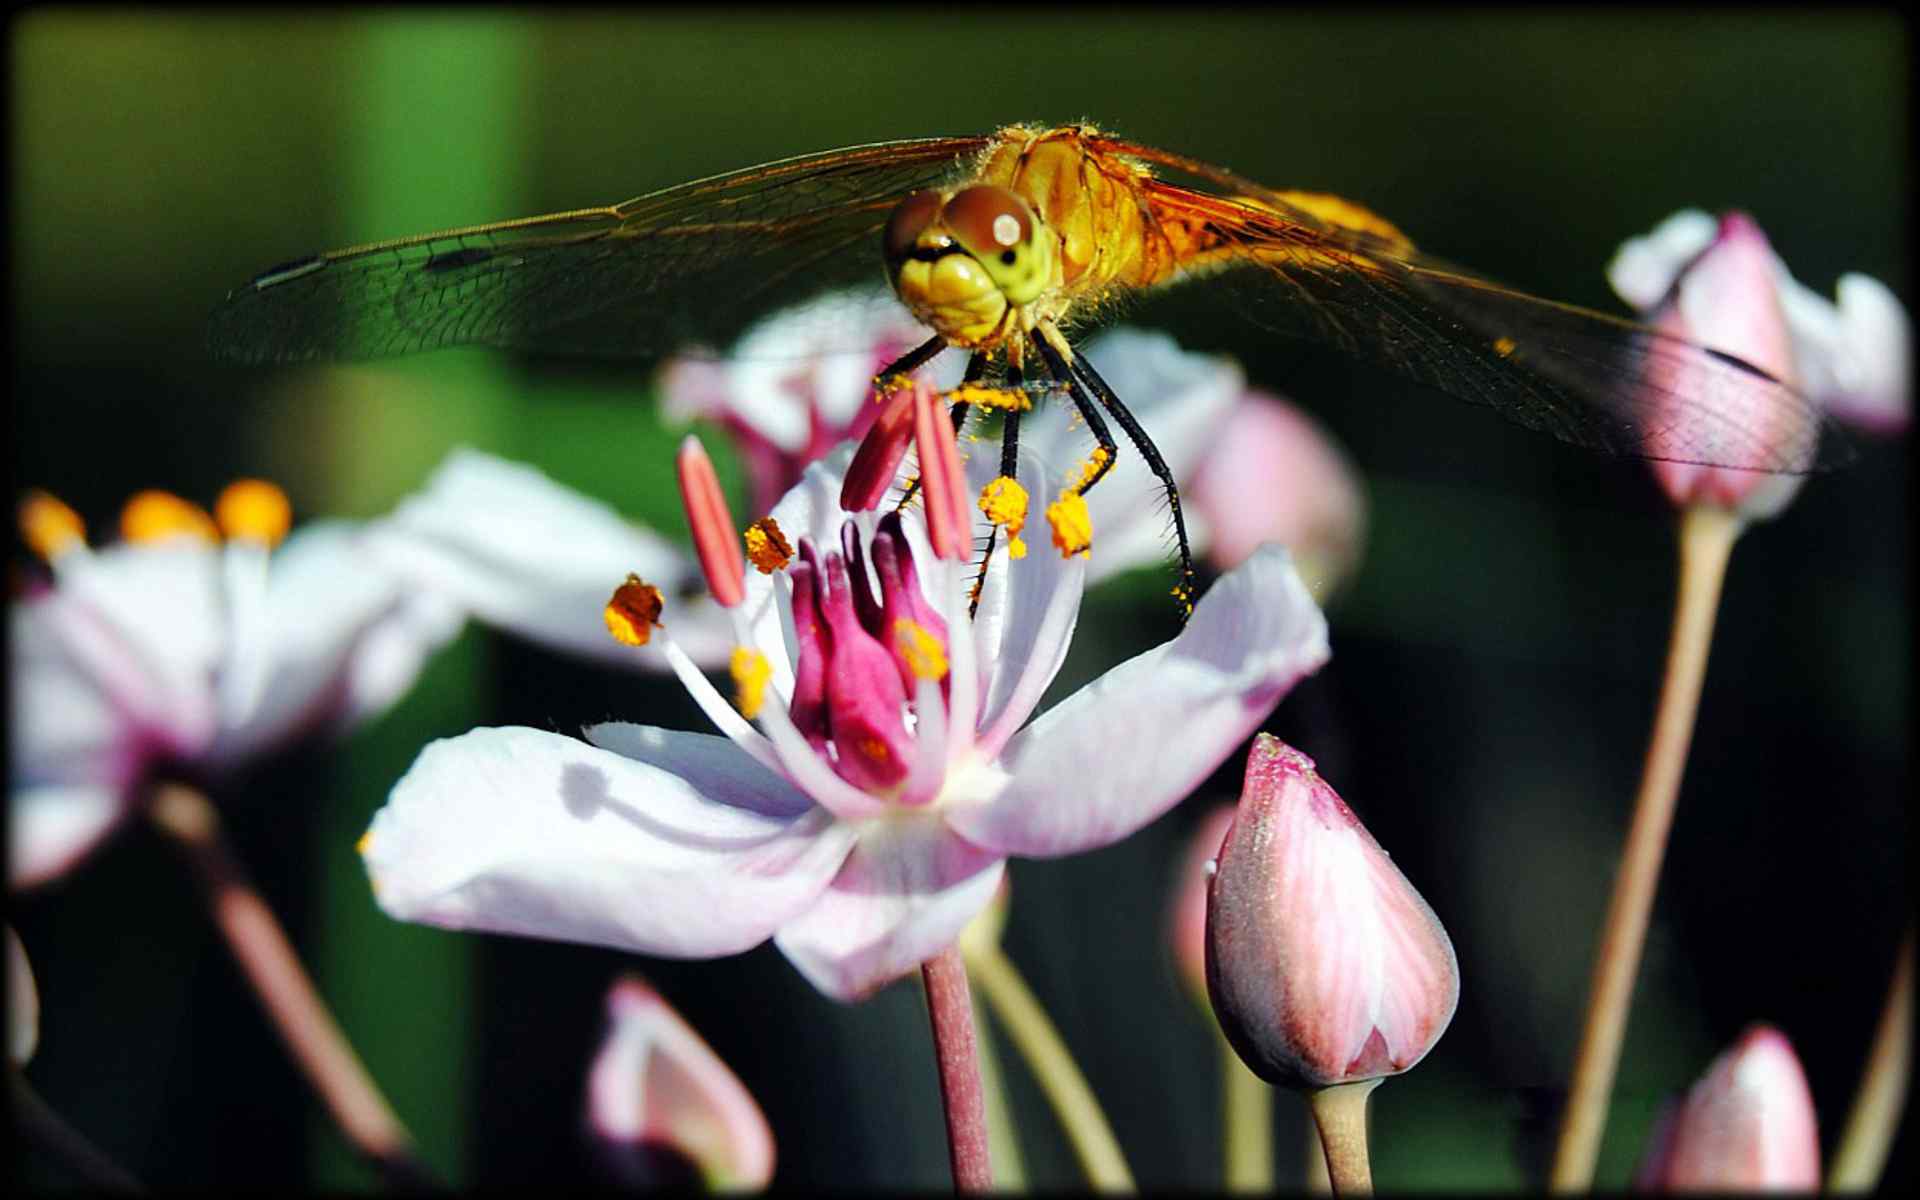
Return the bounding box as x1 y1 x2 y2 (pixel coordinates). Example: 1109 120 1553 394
1102 141 1842 473
208 136 991 364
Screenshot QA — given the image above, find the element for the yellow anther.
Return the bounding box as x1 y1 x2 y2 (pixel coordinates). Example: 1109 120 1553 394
1492 336 1517 358
18 490 86 561
215 479 292 547
355 830 374 856
947 384 1030 412
743 516 793 574
894 619 950 682
1067 448 1111 494
730 646 772 719
1045 492 1093 558
978 476 1029 539
604 574 665 647
857 736 892 765
120 490 218 546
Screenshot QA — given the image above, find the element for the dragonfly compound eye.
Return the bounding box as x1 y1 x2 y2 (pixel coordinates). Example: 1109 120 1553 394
883 190 946 266
942 185 1053 305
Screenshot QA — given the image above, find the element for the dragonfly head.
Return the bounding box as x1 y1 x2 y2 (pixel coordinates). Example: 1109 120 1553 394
883 185 1058 347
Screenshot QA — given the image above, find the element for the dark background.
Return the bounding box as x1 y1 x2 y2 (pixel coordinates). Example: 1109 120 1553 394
11 9 1909 1190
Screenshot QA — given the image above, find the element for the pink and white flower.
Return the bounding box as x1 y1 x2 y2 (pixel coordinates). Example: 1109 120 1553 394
588 973 775 1191
9 483 460 889
361 384 1330 1001
1608 209 1910 517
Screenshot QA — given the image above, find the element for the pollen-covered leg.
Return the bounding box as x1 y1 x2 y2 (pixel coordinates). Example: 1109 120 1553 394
1032 333 1118 563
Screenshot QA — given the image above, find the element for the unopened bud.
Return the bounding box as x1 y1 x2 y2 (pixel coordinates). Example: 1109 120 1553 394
1633 1023 1820 1191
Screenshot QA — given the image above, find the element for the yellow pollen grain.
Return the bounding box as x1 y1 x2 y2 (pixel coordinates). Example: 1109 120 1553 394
604 574 665 647
744 516 793 573
730 646 772 719
1007 534 1027 559
1046 492 1093 558
874 372 916 400
1492 336 1517 358
1067 448 1112 494
356 830 373 856
894 619 950 681
18 490 86 561
978 477 1028 537
948 384 1031 412
120 490 218 545
215 479 292 547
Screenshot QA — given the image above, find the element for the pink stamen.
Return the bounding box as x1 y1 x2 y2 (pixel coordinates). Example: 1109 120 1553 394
839 523 884 635
676 436 745 608
840 387 918 513
913 381 970 561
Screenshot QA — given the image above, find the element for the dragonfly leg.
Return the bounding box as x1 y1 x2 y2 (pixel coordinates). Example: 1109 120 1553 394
965 362 1028 617
1069 347 1199 618
872 334 950 395
896 350 988 513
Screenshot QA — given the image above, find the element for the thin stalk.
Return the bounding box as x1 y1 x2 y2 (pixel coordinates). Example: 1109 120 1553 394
1218 1022 1273 1191
972 990 1029 1188
965 940 1136 1190
1307 1079 1380 1195
1305 1104 1333 1192
1828 929 1914 1191
148 783 440 1192
11 1071 144 1191
1550 504 1740 1190
922 944 994 1192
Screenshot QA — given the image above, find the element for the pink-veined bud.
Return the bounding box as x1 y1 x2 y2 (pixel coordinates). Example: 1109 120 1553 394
1632 213 1809 519
1186 390 1366 600
912 380 971 561
1169 804 1237 1005
1205 735 1458 1091
676 436 746 608
587 974 775 1191
840 385 918 513
1633 1023 1820 1192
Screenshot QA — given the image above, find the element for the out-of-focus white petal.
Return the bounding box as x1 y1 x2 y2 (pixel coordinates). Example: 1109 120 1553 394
1607 209 1718 311
9 782 135 890
363 726 854 957
9 598 139 790
8 928 38 1066
588 974 776 1190
1778 270 1911 435
949 545 1328 858
773 814 1005 1001
368 449 735 669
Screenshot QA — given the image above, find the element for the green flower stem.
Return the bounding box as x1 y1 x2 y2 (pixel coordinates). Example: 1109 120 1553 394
922 944 994 1191
1218 1022 1273 1191
964 940 1136 1190
1551 503 1740 1190
149 784 439 1191
972 990 1029 1188
1828 929 1914 1191
1307 1079 1380 1195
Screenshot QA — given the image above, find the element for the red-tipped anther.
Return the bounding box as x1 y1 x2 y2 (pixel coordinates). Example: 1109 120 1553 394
840 386 918 513
913 381 970 561
676 436 745 609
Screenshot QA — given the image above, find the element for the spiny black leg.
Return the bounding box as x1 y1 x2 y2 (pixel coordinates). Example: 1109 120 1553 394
1068 348 1199 618
873 334 950 387
1032 335 1119 496
964 362 1026 619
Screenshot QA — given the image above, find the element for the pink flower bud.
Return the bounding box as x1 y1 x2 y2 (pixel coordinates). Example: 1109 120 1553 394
1186 391 1366 599
1205 735 1458 1090
1168 804 1237 1004
587 974 775 1191
1633 1024 1820 1191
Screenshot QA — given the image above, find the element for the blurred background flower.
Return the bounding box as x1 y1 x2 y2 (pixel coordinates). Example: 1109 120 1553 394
10 9 1907 1189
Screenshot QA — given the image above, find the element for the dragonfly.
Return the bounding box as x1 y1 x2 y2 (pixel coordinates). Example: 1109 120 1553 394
210 122 1838 609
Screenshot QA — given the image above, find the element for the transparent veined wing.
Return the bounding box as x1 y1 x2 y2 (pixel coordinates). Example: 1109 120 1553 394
1103 135 1846 473
207 135 991 365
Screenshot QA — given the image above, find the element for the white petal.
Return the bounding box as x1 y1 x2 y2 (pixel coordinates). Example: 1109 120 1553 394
367 449 734 669
584 723 815 819
9 782 135 890
363 726 855 958
773 813 1005 1001
9 596 140 788
949 545 1329 857
1607 208 1718 312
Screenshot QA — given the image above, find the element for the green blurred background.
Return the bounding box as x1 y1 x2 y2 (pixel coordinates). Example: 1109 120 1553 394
10 9 1909 1190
